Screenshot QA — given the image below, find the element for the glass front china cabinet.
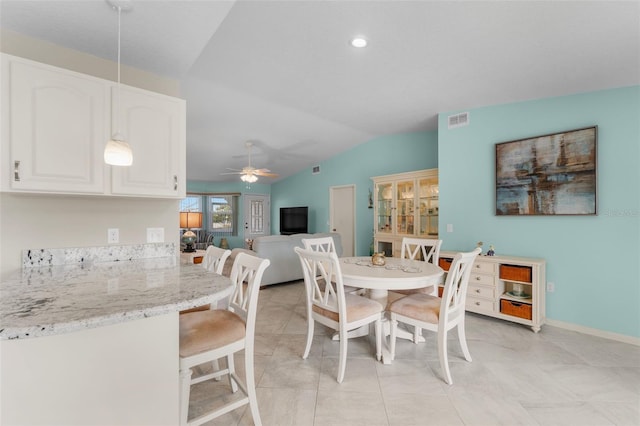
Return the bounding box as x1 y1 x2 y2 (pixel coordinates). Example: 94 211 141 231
372 169 438 257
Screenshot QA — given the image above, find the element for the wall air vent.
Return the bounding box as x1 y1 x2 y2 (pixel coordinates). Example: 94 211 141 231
448 112 469 129
312 165 320 175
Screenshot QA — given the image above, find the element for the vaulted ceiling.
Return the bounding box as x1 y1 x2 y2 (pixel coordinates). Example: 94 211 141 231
2 1 638 182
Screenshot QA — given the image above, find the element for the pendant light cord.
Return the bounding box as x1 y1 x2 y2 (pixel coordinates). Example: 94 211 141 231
115 5 122 138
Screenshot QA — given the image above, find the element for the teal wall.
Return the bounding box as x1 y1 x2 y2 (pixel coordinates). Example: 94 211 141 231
438 86 640 338
186 180 271 249
271 131 438 255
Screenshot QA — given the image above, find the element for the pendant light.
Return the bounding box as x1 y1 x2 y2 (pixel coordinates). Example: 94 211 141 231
104 0 133 166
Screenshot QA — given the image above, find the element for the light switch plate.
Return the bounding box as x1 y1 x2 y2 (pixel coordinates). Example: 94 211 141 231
147 227 164 243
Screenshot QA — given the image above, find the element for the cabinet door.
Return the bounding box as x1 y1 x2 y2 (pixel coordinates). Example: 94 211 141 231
395 178 415 235
418 177 438 236
6 56 107 193
110 87 185 198
375 181 393 234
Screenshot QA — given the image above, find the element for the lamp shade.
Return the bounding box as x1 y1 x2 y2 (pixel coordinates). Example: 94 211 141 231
180 211 203 229
104 137 133 166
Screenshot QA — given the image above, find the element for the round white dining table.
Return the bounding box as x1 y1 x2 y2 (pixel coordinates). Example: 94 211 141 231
338 256 444 364
340 256 444 299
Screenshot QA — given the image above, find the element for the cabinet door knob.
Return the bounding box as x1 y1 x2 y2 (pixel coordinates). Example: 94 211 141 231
475 302 481 306
475 289 481 293
14 160 20 182
173 175 178 190
476 276 481 280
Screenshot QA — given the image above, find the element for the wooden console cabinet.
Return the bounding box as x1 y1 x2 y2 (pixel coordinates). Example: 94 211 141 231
439 251 546 332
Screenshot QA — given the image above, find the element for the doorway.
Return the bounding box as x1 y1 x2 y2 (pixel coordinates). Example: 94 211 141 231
243 194 270 249
330 185 356 256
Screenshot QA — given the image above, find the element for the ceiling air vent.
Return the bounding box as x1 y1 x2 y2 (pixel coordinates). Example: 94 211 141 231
312 165 320 175
448 112 469 129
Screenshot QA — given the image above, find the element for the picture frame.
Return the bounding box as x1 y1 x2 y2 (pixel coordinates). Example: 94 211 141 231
495 126 597 215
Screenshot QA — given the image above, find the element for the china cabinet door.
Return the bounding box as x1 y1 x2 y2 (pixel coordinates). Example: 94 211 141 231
375 181 394 235
4 55 107 194
110 86 185 198
418 177 439 236
395 179 415 235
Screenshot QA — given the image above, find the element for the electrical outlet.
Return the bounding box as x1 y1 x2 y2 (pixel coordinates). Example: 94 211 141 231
107 228 119 244
147 227 164 243
547 281 555 292
446 224 453 233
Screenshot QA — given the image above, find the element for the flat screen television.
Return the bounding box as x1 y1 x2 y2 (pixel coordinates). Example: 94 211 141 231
280 206 308 235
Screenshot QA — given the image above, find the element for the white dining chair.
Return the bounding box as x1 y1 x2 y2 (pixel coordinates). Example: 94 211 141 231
203 245 232 274
388 248 480 385
181 246 232 314
295 247 383 383
179 252 270 425
302 236 364 295
389 238 442 341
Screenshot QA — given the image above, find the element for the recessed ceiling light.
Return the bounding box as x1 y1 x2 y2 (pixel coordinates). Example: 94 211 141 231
350 37 367 48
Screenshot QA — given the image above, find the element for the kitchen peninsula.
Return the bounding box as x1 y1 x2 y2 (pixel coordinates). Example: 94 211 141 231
0 243 233 426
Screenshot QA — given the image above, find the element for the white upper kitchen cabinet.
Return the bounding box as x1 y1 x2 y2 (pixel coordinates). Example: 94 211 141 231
1 53 186 198
110 86 186 198
2 54 108 194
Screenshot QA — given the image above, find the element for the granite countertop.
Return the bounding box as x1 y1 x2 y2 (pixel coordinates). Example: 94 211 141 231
0 257 234 340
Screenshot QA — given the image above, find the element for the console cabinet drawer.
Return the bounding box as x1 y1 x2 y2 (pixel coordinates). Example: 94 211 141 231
468 283 494 300
470 273 494 286
466 296 494 314
472 261 496 274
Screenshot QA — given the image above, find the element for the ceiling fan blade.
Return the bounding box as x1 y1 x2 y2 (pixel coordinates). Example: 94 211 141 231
220 171 244 175
255 170 279 177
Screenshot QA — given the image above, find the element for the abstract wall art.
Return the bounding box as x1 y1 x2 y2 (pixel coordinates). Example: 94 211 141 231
495 126 597 215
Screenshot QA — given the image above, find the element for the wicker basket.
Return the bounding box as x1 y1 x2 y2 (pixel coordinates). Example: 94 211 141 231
499 264 532 283
500 299 532 320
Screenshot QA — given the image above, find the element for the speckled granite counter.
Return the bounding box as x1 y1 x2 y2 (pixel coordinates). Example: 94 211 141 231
0 256 234 340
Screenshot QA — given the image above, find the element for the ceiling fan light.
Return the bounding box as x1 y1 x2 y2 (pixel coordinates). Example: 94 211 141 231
241 174 258 183
104 137 133 166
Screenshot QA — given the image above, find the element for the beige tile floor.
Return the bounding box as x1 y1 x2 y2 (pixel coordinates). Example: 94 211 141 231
189 281 640 426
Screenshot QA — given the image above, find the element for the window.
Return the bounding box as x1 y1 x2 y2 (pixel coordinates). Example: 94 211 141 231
180 193 240 238
209 195 238 237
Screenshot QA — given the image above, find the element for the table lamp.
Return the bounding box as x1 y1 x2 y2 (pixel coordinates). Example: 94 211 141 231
180 212 202 253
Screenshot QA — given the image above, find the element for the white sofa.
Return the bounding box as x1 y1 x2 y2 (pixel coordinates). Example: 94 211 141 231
223 233 343 286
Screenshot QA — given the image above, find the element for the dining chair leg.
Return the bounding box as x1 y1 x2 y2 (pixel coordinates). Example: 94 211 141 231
389 317 398 361
337 327 348 383
302 317 315 359
244 345 262 426
438 328 452 385
227 354 239 393
179 367 193 425
375 318 382 361
212 359 222 381
457 320 472 362
413 326 423 344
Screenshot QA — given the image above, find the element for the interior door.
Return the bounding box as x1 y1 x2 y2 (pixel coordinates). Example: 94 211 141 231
330 185 355 256
243 194 270 248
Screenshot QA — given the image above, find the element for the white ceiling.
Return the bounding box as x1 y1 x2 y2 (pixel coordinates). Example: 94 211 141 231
2 0 639 183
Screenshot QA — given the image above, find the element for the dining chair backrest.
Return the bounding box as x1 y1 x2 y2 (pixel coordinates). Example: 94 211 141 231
401 237 442 264
439 248 481 325
203 245 232 275
302 236 336 254
228 252 270 327
295 247 346 321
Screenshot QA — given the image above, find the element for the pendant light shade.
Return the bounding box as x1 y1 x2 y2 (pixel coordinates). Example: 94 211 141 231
104 1 133 166
104 134 133 166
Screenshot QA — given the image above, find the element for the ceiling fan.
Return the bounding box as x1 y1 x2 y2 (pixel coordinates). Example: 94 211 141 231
221 141 279 182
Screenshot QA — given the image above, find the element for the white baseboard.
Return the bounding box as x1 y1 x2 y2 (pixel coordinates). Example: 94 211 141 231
546 318 640 346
